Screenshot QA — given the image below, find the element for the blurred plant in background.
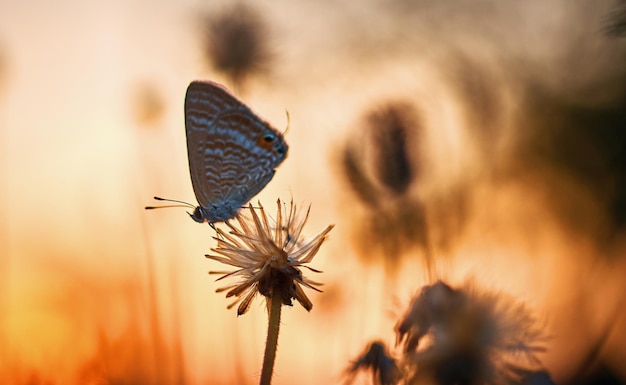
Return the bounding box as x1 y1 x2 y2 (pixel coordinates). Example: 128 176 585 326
344 341 403 385
513 87 626 247
130 81 166 128
604 1 626 37
200 2 274 91
0 43 7 95
339 102 431 275
339 101 468 277
346 280 548 385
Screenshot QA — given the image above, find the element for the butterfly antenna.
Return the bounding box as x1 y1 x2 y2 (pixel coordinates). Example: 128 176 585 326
283 110 290 135
145 196 196 210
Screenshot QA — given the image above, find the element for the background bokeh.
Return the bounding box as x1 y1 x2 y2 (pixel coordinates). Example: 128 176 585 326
1 0 625 384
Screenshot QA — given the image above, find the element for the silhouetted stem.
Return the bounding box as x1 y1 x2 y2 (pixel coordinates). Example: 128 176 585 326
260 294 282 385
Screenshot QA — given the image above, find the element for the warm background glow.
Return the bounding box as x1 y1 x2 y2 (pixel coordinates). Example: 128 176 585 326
1 0 625 384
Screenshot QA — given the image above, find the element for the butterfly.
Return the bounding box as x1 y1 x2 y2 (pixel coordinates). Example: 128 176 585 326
147 81 288 225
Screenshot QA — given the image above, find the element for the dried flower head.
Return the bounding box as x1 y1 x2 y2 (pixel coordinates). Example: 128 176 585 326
207 199 334 315
395 281 546 385
344 341 403 385
367 103 419 197
339 101 439 275
202 3 272 89
342 102 421 203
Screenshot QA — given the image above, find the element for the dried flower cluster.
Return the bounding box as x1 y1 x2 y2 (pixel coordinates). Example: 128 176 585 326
207 199 334 315
346 280 549 385
397 281 546 385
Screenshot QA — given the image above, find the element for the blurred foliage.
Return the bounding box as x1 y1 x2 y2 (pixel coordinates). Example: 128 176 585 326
604 1 626 37
518 87 626 243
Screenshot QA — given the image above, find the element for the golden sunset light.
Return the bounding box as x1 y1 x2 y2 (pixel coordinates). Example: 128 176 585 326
1 1 625 385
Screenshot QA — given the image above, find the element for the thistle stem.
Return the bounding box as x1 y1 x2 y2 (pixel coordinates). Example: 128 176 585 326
260 293 282 385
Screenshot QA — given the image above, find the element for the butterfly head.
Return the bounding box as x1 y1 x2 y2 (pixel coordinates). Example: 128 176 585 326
190 202 241 225
189 206 207 223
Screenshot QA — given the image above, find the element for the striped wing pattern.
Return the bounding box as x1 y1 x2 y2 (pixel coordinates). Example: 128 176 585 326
184 81 288 223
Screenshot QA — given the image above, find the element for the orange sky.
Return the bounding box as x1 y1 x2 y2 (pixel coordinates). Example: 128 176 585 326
1 1 625 384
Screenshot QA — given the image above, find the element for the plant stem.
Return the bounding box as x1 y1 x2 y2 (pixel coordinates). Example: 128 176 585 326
260 293 282 385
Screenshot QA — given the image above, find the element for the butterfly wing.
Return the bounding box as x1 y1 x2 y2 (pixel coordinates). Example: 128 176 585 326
184 81 288 221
